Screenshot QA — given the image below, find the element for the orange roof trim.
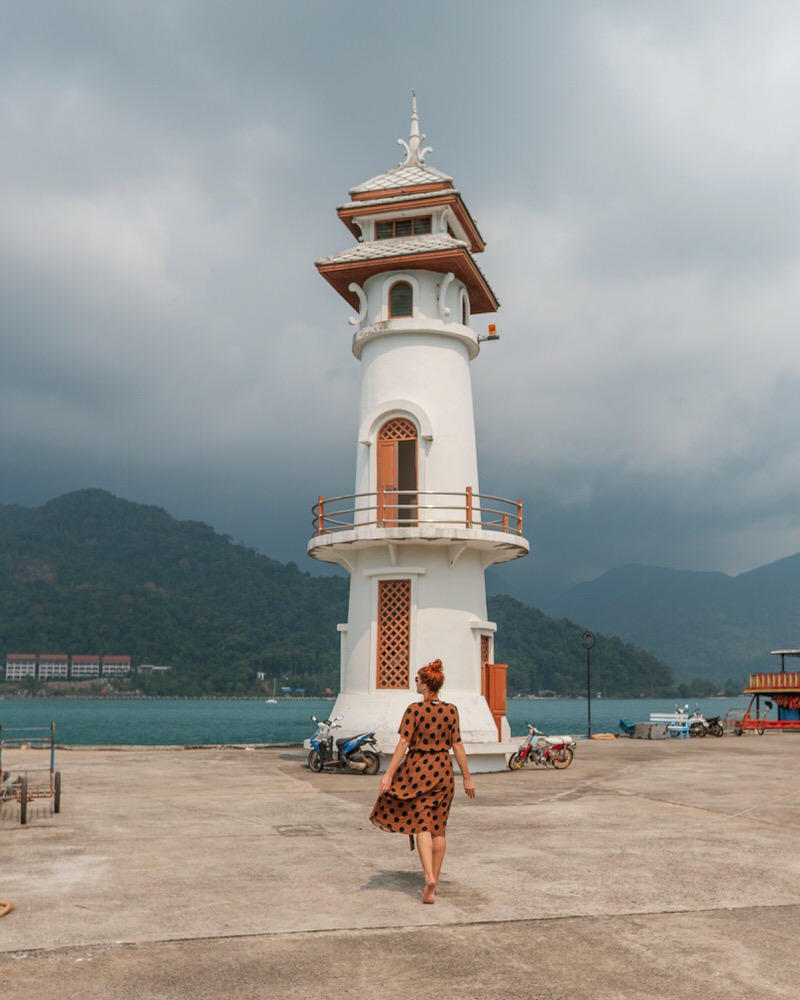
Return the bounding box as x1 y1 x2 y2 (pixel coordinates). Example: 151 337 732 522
317 246 499 314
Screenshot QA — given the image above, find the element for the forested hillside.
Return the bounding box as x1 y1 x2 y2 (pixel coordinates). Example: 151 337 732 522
489 595 674 697
0 490 674 696
0 490 346 695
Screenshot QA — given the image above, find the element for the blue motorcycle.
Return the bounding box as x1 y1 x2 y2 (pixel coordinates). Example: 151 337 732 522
307 715 380 775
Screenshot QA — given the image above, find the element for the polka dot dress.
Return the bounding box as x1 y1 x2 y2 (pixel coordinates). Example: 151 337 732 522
370 700 462 836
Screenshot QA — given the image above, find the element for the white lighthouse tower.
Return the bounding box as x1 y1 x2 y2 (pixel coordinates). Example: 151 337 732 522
309 98 529 770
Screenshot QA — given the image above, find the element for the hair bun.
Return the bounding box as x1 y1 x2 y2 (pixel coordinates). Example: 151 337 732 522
418 658 445 693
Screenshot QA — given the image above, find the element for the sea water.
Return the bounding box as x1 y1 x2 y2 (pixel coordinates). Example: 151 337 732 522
0 695 750 746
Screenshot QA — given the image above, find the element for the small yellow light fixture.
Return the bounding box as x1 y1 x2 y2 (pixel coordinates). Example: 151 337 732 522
478 323 500 343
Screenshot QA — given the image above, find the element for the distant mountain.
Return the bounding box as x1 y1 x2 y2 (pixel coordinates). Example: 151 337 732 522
488 593 674 697
542 558 800 682
0 489 673 697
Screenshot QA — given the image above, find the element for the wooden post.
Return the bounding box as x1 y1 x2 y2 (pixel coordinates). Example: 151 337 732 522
316 496 324 536
377 486 385 527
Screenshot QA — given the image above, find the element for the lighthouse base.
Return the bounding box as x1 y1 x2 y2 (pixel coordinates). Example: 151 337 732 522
301 736 516 773
457 741 519 773
319 690 516 773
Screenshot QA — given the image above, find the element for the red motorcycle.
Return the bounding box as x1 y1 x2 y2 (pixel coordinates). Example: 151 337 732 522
508 724 576 770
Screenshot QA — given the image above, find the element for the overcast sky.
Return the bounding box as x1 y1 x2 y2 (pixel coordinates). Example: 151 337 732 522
2 1 800 600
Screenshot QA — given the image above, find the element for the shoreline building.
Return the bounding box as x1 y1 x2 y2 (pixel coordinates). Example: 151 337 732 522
71 655 101 680
4 654 37 682
102 655 132 677
37 654 69 681
308 98 529 770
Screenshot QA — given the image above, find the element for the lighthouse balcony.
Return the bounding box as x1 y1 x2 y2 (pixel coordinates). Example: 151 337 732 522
308 488 529 564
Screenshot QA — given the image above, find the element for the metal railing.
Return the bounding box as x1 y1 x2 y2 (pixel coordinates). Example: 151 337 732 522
312 487 523 537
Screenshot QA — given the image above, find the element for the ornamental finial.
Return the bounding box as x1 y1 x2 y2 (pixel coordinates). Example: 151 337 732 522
397 90 433 165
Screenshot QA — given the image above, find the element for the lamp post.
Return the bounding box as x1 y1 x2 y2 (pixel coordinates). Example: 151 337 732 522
581 630 596 738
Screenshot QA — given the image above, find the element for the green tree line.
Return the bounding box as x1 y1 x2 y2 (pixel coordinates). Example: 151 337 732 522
0 489 687 697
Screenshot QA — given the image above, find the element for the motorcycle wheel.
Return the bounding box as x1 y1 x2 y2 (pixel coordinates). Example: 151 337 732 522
709 723 724 737
307 750 323 773
549 747 574 769
362 751 380 776
508 750 526 770
690 723 706 738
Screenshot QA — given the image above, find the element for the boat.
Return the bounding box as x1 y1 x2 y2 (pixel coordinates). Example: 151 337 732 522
724 650 800 734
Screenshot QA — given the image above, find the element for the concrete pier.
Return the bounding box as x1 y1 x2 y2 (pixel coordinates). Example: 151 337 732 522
2 735 799 998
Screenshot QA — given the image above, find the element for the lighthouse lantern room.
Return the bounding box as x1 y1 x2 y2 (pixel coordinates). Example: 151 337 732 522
309 97 529 770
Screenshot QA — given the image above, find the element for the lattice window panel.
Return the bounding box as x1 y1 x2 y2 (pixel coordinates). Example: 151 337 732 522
379 417 416 442
481 635 490 668
376 579 411 689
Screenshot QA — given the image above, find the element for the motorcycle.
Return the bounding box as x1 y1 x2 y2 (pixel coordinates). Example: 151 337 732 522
307 715 381 775
508 724 576 770
688 708 709 738
687 707 724 738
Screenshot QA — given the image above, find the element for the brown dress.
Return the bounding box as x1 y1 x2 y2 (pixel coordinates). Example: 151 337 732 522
369 699 462 836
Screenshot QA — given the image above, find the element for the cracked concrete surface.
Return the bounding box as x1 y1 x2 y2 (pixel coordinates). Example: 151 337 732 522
1 735 799 998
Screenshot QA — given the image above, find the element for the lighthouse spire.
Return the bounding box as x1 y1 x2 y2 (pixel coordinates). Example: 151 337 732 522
397 90 433 165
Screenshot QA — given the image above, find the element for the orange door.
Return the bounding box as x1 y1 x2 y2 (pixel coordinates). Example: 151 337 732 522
483 663 507 740
376 419 417 526
377 439 397 526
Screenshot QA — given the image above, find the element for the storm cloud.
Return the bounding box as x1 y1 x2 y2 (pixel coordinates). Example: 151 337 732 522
2 1 800 601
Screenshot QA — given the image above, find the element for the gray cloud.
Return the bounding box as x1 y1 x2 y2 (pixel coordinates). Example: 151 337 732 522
2 1 800 600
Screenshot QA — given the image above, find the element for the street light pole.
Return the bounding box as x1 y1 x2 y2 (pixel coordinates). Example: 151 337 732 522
581 630 596 739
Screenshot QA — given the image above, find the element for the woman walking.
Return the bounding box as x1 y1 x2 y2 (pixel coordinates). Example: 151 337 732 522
369 659 475 904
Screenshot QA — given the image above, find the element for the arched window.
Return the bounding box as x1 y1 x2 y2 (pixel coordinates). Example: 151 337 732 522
377 417 417 526
389 280 413 318
461 290 470 326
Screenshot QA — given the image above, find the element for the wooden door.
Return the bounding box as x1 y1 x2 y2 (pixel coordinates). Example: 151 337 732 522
376 418 417 526
483 662 507 740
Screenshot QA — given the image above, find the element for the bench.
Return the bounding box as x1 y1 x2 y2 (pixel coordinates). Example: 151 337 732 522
667 722 690 739
650 713 690 739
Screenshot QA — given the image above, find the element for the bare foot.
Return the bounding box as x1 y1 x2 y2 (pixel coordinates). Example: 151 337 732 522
422 880 436 904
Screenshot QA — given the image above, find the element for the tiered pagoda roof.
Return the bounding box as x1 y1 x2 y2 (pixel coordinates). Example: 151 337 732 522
316 95 499 314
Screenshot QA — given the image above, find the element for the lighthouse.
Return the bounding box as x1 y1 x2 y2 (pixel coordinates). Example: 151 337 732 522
309 98 529 770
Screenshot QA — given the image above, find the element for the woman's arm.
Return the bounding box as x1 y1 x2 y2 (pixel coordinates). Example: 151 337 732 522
452 742 476 798
376 736 409 796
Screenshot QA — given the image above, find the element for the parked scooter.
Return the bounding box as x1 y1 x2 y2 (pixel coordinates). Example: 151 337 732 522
688 708 709 738
508 724 576 770
307 715 381 775
687 707 724 737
